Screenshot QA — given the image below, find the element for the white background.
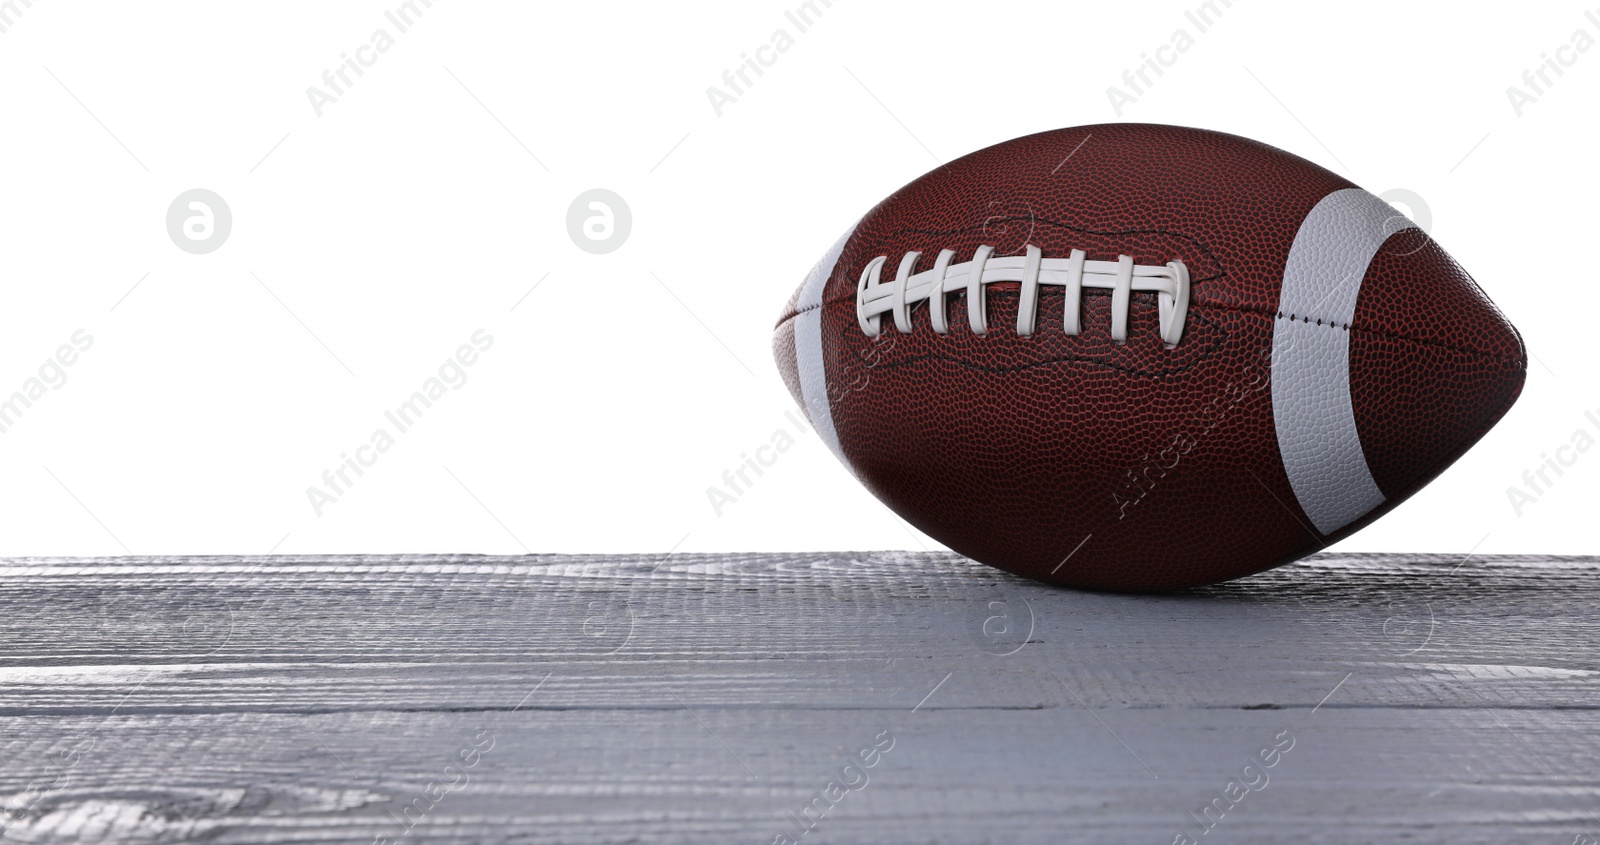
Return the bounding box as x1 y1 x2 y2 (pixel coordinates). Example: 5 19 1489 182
0 0 1592 559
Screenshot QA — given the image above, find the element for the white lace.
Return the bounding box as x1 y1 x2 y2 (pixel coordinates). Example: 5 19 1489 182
855 245 1191 346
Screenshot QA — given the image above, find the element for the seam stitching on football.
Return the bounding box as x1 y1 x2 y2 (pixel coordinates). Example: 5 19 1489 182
1256 306 1525 364
774 302 822 329
789 295 1524 368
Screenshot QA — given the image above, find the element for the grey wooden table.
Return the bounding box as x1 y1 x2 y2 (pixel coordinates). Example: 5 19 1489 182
0 552 1596 844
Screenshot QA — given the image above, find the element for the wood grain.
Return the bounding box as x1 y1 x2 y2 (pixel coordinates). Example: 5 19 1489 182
0 552 1596 844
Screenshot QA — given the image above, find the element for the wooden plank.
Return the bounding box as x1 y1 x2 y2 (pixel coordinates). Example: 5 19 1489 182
0 552 1597 844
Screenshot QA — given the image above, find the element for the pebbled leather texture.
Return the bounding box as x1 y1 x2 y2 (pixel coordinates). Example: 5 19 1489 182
1350 234 1526 501
772 124 1526 591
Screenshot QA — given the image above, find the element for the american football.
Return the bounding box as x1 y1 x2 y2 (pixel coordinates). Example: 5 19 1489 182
773 123 1526 591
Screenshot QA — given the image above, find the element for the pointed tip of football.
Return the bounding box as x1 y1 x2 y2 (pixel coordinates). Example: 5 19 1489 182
1349 232 1527 506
